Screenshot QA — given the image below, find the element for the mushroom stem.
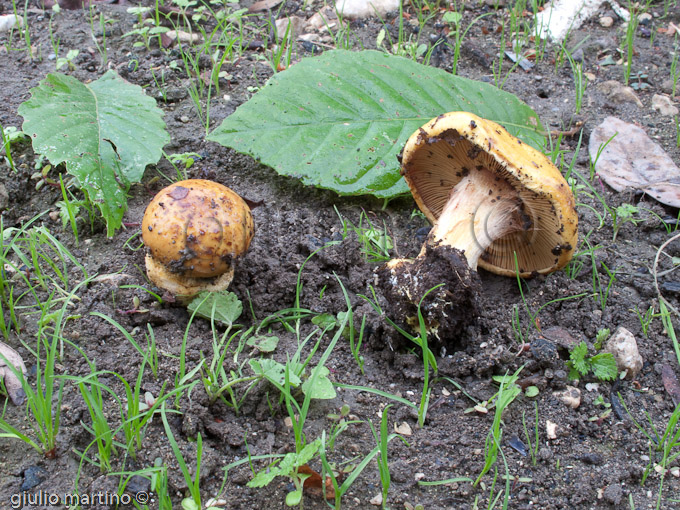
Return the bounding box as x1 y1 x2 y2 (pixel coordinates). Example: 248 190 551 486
426 168 528 271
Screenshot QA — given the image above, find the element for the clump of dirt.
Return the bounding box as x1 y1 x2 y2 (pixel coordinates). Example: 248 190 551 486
378 242 482 353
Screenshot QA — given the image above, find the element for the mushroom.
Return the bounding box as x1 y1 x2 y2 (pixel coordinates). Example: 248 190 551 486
142 179 254 300
379 111 577 348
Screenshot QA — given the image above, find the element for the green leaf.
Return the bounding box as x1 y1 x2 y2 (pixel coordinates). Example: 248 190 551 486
569 341 589 376
248 466 281 488
18 71 169 235
246 334 280 353
187 291 243 326
249 359 302 387
296 439 321 466
311 313 338 330
525 386 539 398
207 50 545 198
285 489 303 507
590 353 618 381
301 366 336 400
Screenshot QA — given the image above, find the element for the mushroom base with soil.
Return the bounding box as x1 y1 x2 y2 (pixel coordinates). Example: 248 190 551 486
377 242 481 353
145 254 235 303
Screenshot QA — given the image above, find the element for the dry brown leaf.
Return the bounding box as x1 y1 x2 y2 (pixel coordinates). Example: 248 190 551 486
0 341 27 405
590 116 680 208
299 464 336 500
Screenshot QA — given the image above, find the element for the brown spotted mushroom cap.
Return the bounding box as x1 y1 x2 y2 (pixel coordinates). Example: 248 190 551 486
142 179 254 296
400 111 577 277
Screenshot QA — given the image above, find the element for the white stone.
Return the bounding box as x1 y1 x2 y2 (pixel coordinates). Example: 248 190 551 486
605 327 643 379
546 420 558 439
652 94 679 116
599 16 614 27
536 0 629 43
552 385 581 409
335 0 400 19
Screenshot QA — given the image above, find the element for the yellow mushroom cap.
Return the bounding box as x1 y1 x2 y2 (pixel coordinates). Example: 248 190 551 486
400 112 577 277
141 179 254 279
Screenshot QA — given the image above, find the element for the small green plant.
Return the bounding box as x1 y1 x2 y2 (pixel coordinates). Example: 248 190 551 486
56 48 79 71
671 34 679 96
1 124 27 172
248 439 321 506
588 394 612 423
566 341 617 381
522 401 539 466
634 306 655 337
563 43 587 114
594 328 611 350
474 369 523 486
368 404 409 509
622 0 640 86
336 207 393 263
161 405 221 510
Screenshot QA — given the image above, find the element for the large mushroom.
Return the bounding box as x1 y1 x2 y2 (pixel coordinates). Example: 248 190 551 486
379 111 577 349
142 179 254 300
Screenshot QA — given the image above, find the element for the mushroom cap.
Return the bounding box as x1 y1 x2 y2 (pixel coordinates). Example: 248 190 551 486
142 179 254 279
400 111 577 277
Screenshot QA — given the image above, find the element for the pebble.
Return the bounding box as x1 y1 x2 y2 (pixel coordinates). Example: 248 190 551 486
596 80 643 107
553 385 581 409
163 86 188 103
599 16 614 28
21 466 47 491
531 337 559 365
0 183 8 210
179 115 190 124
335 0 399 19
652 94 679 116
605 327 643 379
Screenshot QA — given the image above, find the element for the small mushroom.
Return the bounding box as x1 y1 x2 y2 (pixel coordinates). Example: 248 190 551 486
141 179 254 300
379 112 577 348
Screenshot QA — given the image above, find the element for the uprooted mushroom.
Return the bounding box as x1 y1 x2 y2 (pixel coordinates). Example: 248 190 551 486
379 111 578 351
142 179 255 302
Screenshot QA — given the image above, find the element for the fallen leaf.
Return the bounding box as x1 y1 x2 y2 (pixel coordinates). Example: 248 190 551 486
661 363 680 406
590 116 680 208
299 464 336 499
0 341 27 405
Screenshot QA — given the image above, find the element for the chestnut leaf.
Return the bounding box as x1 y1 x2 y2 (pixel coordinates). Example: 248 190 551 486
18 71 169 235
208 50 545 198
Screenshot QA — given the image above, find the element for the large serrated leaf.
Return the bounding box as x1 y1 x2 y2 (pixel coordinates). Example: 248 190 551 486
18 71 169 235
208 50 545 198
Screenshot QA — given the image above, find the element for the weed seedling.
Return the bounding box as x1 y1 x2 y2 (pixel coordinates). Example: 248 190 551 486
566 341 617 381
474 369 522 486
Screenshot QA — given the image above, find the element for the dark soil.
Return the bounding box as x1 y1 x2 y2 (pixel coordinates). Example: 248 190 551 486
2 0 680 509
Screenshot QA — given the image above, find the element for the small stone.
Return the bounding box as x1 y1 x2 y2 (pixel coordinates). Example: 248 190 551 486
335 0 399 19
414 472 425 481
275 16 305 39
21 466 47 491
0 183 9 210
599 16 614 28
553 385 581 409
603 484 623 505
652 94 679 117
546 420 558 439
395 422 413 436
531 337 559 365
661 79 675 95
370 493 383 506
284 416 294 428
163 86 188 103
179 116 190 124
605 327 643 379
538 447 553 461
597 80 643 107
580 452 604 465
